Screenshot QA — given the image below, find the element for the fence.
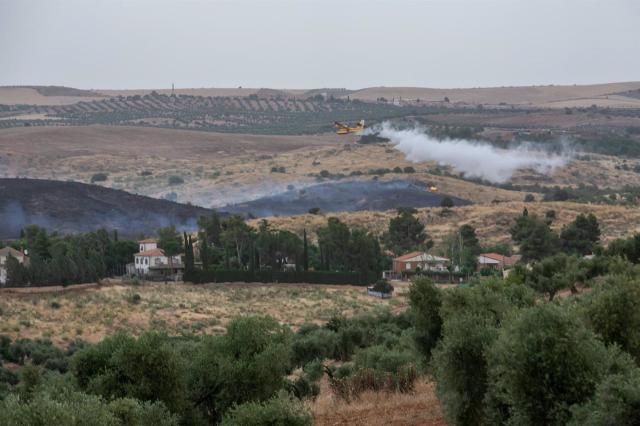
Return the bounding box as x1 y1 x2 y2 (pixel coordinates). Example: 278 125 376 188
186 270 378 286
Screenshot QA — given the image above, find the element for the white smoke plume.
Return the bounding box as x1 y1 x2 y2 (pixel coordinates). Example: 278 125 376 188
374 122 571 183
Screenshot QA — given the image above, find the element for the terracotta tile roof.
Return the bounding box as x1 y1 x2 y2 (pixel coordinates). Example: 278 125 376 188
0 247 26 258
394 251 449 263
135 248 165 257
138 238 158 244
394 251 424 262
479 253 521 266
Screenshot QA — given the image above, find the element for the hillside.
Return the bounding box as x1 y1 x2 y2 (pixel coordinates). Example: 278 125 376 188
0 178 214 238
0 90 420 134
250 201 640 249
348 81 640 107
0 125 531 207
3 82 640 108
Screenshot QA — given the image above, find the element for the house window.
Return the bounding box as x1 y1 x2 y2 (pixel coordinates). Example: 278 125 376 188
135 258 139 264
145 258 148 265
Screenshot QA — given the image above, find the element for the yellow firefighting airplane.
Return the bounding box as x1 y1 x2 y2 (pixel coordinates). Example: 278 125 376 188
334 119 365 135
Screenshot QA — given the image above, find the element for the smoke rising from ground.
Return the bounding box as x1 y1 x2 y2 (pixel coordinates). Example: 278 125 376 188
375 122 571 183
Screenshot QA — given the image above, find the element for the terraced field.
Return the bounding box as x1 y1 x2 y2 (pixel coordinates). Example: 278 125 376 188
0 92 428 134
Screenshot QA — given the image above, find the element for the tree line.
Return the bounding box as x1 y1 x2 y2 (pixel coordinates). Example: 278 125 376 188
5 249 640 424
3 226 137 287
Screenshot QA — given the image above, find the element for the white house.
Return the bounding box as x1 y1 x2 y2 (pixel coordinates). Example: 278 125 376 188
132 239 182 278
138 238 158 253
0 247 29 285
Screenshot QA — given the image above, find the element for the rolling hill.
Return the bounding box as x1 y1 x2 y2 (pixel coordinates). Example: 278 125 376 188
0 178 214 238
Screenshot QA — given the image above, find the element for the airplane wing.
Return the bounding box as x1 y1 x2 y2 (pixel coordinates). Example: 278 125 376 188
334 121 349 129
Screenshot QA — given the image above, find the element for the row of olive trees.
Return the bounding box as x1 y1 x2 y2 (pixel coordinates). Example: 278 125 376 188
1 305 422 425
410 273 640 426
0 316 312 425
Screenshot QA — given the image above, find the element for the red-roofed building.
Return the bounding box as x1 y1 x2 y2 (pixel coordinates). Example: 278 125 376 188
392 251 449 274
477 253 521 271
132 243 182 278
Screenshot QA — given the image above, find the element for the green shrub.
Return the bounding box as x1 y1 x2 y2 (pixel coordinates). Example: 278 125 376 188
408 278 442 361
0 391 117 426
91 173 109 183
108 397 179 426
354 345 414 374
335 363 355 379
581 276 640 362
72 332 187 415
432 313 498 425
126 292 142 305
287 375 320 400
0 387 179 426
0 366 19 386
569 367 640 426
486 303 614 425
371 279 394 294
189 316 292 423
167 175 184 185
302 360 323 382
220 391 312 426
2 338 67 372
291 328 337 366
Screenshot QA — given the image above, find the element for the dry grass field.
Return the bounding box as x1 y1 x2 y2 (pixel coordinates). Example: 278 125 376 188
0 281 409 346
348 81 640 107
2 124 635 210
425 109 640 130
4 82 640 108
252 201 640 248
0 125 529 206
0 87 107 105
311 377 445 426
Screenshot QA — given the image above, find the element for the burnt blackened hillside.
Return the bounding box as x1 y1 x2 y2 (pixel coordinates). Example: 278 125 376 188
0 178 214 238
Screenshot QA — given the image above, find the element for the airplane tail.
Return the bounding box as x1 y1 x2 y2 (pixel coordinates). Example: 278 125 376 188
358 120 365 128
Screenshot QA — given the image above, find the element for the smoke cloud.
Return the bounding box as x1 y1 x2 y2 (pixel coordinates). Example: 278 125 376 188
375 122 571 183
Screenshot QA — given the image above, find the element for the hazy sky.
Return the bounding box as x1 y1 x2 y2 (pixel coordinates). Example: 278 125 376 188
1 0 638 90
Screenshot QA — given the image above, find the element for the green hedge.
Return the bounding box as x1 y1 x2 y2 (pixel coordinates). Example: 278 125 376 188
186 270 377 286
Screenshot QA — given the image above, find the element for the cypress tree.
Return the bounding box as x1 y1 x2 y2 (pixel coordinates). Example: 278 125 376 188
303 229 309 271
189 236 195 270
200 239 210 270
249 240 255 273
